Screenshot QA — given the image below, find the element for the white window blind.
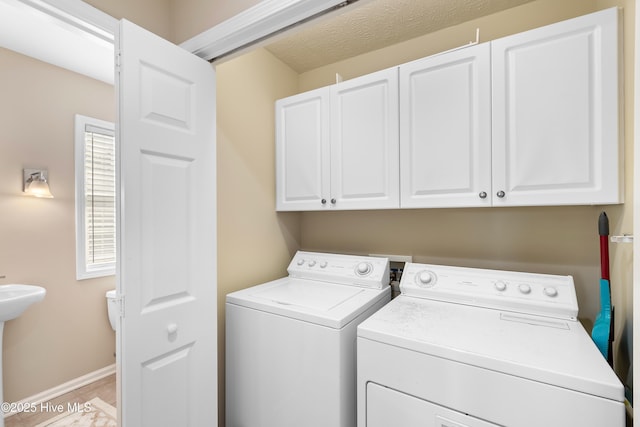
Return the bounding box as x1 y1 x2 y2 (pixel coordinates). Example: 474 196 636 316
75 115 116 279
84 124 115 267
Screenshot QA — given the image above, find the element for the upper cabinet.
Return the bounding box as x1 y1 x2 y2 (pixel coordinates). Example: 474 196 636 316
275 86 330 211
276 68 399 211
275 7 622 211
491 7 622 206
400 43 492 208
330 68 399 210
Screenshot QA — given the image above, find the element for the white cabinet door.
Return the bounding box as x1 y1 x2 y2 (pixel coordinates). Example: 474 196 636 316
400 43 492 208
330 68 400 209
492 7 622 206
117 19 217 426
275 87 331 211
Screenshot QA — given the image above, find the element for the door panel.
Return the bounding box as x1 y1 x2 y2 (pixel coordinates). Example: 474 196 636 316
399 43 492 208
275 87 331 211
491 8 621 206
116 19 217 427
330 68 399 209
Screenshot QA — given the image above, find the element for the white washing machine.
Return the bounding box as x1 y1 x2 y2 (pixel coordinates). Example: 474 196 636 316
226 251 391 427
357 263 625 427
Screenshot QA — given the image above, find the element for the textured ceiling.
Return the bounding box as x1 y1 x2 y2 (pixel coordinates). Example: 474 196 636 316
265 0 536 73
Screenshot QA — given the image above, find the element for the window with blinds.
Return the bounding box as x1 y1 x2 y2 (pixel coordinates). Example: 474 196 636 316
75 115 116 279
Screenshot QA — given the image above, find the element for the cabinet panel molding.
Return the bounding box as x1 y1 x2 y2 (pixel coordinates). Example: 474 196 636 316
331 67 400 210
275 87 331 211
491 7 622 206
400 43 492 208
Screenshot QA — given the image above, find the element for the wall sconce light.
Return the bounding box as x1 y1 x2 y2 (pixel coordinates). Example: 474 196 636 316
23 169 54 198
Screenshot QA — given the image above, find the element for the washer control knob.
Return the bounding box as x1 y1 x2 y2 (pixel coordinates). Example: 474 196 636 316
419 272 432 284
296 259 305 266
544 287 558 297
320 261 328 268
356 262 372 276
519 283 532 294
494 280 507 292
416 270 436 287
308 260 316 267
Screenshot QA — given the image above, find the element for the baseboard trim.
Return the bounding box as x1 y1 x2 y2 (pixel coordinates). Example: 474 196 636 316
4 363 116 418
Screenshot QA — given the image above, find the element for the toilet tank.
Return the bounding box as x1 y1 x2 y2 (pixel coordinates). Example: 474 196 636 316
106 290 117 331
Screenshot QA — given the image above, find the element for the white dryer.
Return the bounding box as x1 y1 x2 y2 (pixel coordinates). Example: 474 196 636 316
357 263 625 427
226 251 391 427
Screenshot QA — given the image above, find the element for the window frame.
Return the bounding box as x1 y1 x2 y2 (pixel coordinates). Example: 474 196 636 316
74 114 116 280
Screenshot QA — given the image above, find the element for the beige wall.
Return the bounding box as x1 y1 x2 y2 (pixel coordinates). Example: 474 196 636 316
84 0 265 44
215 47 301 425
171 0 263 43
84 0 263 44
295 0 635 381
84 0 174 41
0 48 116 401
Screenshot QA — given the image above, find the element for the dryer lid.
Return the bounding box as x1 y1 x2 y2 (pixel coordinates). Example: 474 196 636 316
358 296 624 402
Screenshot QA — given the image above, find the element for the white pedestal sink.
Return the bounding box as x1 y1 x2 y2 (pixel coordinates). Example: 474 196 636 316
0 285 46 426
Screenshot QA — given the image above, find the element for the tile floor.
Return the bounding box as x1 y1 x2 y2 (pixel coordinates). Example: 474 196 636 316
5 374 116 426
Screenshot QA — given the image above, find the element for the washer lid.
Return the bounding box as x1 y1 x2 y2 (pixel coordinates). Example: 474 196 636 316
357 296 624 402
226 277 390 329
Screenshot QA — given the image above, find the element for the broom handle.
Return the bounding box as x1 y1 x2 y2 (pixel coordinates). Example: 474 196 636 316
599 212 610 281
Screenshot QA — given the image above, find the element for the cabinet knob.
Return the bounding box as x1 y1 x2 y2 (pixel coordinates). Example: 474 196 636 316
479 191 487 199
331 198 336 204
321 199 327 205
497 190 506 198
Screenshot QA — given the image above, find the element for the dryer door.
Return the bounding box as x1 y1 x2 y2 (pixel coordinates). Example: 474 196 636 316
366 383 499 427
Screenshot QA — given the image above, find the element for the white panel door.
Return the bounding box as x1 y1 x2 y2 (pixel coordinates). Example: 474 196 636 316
330 68 400 209
116 20 217 426
399 43 492 208
492 7 621 206
275 87 331 211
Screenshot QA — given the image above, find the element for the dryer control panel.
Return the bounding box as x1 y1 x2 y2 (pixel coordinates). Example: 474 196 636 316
288 251 390 289
400 263 578 320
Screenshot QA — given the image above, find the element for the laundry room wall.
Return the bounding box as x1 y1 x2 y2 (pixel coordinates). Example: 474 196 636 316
296 0 635 388
170 0 262 43
83 0 173 41
215 47 302 425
